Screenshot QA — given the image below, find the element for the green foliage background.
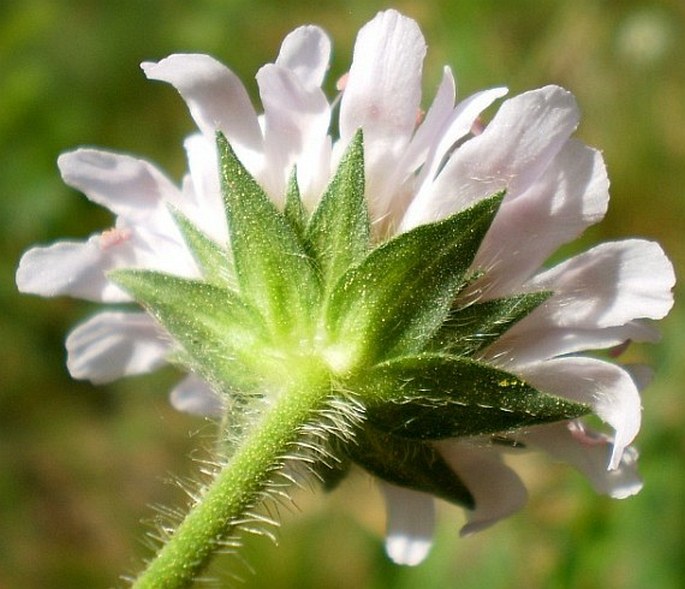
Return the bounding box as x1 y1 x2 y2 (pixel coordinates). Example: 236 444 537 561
1 0 683 587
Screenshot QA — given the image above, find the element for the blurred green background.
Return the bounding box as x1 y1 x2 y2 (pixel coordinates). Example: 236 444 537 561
1 0 683 587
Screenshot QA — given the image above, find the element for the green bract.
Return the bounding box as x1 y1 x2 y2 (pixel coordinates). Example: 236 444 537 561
112 131 588 506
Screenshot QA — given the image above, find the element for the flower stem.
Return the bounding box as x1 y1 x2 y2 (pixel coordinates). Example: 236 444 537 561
131 367 331 589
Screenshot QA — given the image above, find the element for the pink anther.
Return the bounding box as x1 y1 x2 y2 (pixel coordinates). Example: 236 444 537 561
471 117 485 136
568 421 607 447
609 339 632 358
336 72 349 92
99 227 132 250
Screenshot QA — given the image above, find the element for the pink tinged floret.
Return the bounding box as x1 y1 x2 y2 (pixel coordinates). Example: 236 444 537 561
518 357 641 470
520 422 643 499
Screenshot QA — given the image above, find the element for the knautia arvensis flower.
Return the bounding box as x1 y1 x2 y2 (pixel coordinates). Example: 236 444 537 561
16 9 675 587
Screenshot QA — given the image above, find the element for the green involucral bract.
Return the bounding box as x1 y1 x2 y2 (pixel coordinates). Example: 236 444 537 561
344 424 476 508
168 206 236 289
429 291 553 356
357 354 587 439
324 192 505 369
112 132 589 535
305 130 370 296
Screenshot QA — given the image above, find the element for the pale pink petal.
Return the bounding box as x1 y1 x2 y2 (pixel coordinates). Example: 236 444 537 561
257 64 331 202
367 68 458 228
142 54 263 171
16 236 133 302
182 134 228 243
340 10 425 147
58 149 180 220
436 441 528 536
66 311 169 383
405 86 579 225
275 25 331 88
472 140 609 297
487 320 660 366
522 422 642 498
518 357 641 469
527 239 675 328
416 88 509 193
125 222 200 278
339 10 426 219
381 482 435 565
397 66 457 180
169 374 224 417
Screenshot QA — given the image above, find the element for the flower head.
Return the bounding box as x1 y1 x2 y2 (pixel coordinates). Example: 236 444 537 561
17 9 674 569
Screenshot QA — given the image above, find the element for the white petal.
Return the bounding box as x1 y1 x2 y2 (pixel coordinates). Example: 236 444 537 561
16 237 133 302
487 320 661 366
276 25 331 88
396 66 456 179
142 54 263 171
340 10 425 147
126 221 200 278
183 134 228 243
518 357 641 469
66 311 169 383
405 86 579 225
418 89 509 192
471 140 609 296
257 64 331 202
58 149 180 220
381 482 435 566
437 441 528 536
528 239 675 328
522 422 642 499
339 10 425 218
169 374 224 417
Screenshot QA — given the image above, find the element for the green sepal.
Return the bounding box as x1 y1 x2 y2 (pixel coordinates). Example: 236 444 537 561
284 168 308 242
358 354 589 439
430 291 552 356
306 130 369 294
110 269 269 394
325 193 504 366
217 132 320 341
345 424 474 509
169 206 236 289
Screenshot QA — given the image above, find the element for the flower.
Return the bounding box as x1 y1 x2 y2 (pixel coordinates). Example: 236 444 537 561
17 9 674 569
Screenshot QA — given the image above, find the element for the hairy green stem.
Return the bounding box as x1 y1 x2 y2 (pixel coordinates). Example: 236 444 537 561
131 369 331 589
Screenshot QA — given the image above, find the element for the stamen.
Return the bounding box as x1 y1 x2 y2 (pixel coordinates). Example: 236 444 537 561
568 421 607 447
99 227 132 250
609 339 632 358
